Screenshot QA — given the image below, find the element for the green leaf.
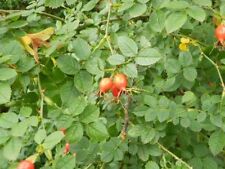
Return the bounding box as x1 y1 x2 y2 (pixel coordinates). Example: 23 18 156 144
57 55 80 75
135 48 161 66
45 0 64 8
60 81 79 106
179 52 193 67
193 0 212 6
164 1 189 9
183 67 197 81
0 83 11 104
141 127 155 144
11 121 29 137
145 161 159 169
0 68 17 81
16 55 35 73
197 112 207 122
26 116 38 127
149 11 166 32
3 137 22 161
187 6 206 22
0 129 10 144
74 70 93 93
165 12 187 33
8 20 28 29
69 96 88 116
80 105 100 124
65 122 83 142
138 145 150 161
157 109 170 122
101 138 127 162
0 112 18 129
43 131 64 150
180 118 191 128
86 121 109 141
208 130 225 155
66 0 77 5
0 40 25 64
55 155 76 169
72 38 91 60
85 57 104 75
165 59 181 74
202 157 218 169
182 91 197 105
118 36 138 57
122 63 138 78
34 129 47 144
19 106 32 117
128 3 147 18
82 0 99 11
128 125 142 138
107 54 125 65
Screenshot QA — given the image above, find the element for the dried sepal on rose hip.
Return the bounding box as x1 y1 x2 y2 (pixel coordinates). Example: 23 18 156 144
17 160 35 169
99 77 113 94
215 24 225 45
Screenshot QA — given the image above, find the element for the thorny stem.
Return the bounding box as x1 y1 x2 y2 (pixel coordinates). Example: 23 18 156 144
37 74 44 119
157 142 193 169
120 94 131 141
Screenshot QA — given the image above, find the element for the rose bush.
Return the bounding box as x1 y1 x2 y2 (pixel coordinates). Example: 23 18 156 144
0 0 225 169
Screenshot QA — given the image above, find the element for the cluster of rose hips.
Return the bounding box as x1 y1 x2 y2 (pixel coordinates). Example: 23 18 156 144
215 24 225 45
99 73 127 98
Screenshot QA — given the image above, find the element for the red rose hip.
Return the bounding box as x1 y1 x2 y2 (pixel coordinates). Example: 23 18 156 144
64 143 70 154
17 160 35 169
111 85 121 98
215 24 225 45
113 73 127 91
99 78 113 93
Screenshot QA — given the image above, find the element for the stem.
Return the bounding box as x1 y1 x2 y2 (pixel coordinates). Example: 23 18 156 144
199 47 225 102
105 0 114 54
120 94 131 141
84 163 93 169
157 142 193 169
91 0 114 54
0 9 64 22
38 11 64 22
37 74 44 119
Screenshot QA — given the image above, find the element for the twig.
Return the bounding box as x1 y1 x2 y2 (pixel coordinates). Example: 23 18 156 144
199 47 225 102
0 9 64 22
37 74 44 119
120 94 131 141
91 0 114 54
157 142 193 169
83 163 93 169
105 0 114 54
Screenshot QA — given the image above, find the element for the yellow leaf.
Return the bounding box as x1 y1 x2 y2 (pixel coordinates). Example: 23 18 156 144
20 36 35 56
28 27 54 41
179 43 188 51
180 37 190 44
20 35 32 45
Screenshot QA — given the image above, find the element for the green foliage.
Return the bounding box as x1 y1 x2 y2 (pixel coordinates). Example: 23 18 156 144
1 0 225 169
